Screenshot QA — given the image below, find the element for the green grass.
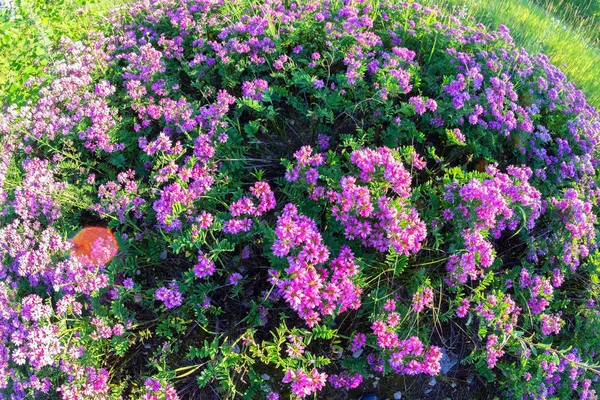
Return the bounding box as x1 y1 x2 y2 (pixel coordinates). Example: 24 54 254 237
0 0 129 105
530 0 600 46
426 0 600 110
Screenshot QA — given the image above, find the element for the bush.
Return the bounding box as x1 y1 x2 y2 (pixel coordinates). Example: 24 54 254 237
0 0 599 399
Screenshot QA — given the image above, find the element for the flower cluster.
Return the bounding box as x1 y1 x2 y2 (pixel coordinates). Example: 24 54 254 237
443 165 542 286
475 292 521 335
371 301 442 377
282 368 328 399
412 286 434 313
90 169 146 224
0 0 599 397
550 188 597 270
140 378 179 400
288 146 427 256
242 79 269 102
520 269 554 315
155 283 184 309
485 334 505 369
269 204 361 327
222 181 276 234
328 371 364 390
386 336 442 376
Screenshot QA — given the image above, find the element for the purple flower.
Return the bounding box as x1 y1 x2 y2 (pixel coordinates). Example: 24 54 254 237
144 378 161 392
229 273 242 285
155 283 183 309
123 278 134 290
194 252 216 278
350 333 367 352
409 96 427 115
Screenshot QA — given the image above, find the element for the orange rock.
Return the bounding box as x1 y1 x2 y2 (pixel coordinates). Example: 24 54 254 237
70 226 118 266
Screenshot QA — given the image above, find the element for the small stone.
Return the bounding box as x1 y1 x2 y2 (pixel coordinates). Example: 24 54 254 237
466 375 474 384
429 377 436 386
439 348 458 374
394 392 402 399
261 374 270 381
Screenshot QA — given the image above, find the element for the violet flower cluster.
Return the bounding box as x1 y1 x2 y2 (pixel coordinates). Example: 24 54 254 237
288 145 427 256
269 204 362 327
443 164 542 286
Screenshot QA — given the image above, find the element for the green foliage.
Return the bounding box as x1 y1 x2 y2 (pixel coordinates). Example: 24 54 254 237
1 0 600 398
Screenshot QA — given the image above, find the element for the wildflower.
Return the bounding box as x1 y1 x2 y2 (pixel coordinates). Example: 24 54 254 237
350 333 367 352
383 299 397 311
123 278 134 290
412 287 434 313
229 273 242 285
194 252 216 278
409 96 427 115
144 378 161 392
329 371 363 389
155 283 183 309
456 299 470 318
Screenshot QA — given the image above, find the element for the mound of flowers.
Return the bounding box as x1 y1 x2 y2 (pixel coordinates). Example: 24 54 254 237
0 0 599 399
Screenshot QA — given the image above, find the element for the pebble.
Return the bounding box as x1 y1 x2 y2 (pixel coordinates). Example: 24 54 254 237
439 348 458 374
353 349 364 358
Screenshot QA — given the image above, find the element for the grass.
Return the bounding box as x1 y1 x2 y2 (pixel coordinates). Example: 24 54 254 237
530 0 600 46
425 0 600 109
0 0 129 106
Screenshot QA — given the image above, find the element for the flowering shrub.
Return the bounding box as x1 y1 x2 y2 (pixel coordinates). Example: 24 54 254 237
0 0 599 399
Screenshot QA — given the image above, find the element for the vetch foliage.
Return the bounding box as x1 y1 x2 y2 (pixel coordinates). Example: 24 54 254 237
0 0 599 399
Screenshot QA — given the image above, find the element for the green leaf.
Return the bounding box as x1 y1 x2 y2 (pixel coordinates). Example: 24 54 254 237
311 324 337 340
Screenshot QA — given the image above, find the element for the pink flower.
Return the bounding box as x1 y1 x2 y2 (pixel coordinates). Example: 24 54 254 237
412 287 434 312
456 299 470 318
282 368 327 398
383 299 397 311
410 151 427 170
